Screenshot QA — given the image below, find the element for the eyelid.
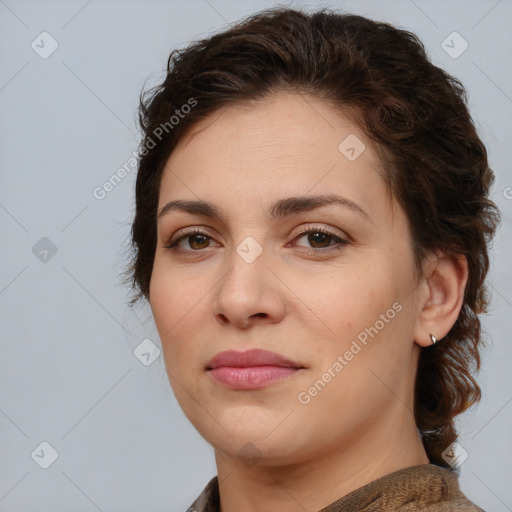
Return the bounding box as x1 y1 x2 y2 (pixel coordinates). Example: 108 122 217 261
291 223 348 242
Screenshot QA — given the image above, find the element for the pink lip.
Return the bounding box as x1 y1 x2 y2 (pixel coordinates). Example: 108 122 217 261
206 349 304 390
207 349 301 369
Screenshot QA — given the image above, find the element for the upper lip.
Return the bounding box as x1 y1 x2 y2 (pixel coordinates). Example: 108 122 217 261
206 349 303 370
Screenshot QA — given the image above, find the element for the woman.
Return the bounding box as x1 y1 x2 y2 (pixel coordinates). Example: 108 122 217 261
125 7 499 511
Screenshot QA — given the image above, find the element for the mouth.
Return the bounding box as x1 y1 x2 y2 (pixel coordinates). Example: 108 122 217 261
206 348 305 390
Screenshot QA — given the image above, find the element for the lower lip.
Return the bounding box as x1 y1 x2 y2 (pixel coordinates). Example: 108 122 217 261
208 365 301 389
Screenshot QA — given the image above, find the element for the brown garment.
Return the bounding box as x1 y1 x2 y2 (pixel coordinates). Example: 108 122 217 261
188 463 485 511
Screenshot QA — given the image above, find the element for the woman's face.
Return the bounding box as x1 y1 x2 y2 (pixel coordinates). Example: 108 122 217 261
149 92 426 466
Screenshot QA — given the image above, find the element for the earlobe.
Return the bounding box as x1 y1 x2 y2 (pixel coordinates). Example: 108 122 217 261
414 252 468 348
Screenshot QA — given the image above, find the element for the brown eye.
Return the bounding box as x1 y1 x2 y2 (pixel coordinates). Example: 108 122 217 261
293 227 348 254
187 234 210 250
307 232 333 248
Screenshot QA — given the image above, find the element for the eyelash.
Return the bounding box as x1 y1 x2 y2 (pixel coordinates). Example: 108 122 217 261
163 226 349 256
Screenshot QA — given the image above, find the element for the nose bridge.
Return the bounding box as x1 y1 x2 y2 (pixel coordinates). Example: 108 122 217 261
220 236 267 299
213 236 285 326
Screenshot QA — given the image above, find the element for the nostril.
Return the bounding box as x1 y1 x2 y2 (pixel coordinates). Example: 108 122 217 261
217 314 229 325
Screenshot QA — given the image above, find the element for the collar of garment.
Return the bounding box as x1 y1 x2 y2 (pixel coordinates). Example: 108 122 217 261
188 463 485 512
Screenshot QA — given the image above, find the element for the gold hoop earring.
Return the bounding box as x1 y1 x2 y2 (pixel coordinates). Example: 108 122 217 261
429 333 438 345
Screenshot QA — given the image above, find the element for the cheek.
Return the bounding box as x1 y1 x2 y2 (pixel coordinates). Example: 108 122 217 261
313 264 394 331
149 263 219 370
307 258 412 368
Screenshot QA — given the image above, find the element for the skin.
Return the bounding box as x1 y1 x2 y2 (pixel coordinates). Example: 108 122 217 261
149 91 468 512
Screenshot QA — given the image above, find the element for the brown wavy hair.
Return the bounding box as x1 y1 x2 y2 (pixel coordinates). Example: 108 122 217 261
124 7 500 467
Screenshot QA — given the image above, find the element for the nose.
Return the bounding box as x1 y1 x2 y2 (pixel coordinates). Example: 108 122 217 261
213 245 287 329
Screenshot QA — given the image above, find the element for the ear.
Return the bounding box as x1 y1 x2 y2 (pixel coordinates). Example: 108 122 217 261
413 251 468 347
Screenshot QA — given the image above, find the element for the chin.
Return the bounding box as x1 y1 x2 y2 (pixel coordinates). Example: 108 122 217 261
212 433 307 468
193 411 311 465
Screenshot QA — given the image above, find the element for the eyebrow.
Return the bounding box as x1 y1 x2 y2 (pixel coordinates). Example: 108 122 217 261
157 194 371 223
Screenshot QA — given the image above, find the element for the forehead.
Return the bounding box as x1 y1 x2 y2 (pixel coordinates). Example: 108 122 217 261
173 92 373 162
159 92 395 222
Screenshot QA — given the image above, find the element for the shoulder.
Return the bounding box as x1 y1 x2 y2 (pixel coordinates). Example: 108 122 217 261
416 464 486 512
320 464 486 512
382 464 486 512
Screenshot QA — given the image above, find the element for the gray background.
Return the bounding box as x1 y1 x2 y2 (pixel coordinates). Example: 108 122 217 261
0 0 511 511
